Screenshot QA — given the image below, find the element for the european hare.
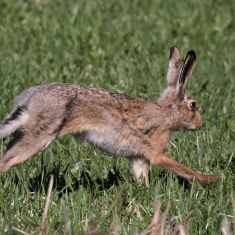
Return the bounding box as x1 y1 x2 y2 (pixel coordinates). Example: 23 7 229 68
0 47 219 185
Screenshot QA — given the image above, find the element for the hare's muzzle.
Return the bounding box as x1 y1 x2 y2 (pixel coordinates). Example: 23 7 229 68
191 112 203 129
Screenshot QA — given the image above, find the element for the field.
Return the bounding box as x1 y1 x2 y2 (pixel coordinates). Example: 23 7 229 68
0 0 234 234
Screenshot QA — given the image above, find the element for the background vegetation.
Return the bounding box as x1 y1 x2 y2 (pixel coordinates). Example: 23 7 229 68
0 0 234 234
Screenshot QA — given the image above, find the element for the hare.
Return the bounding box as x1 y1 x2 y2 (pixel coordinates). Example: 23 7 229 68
0 47 219 185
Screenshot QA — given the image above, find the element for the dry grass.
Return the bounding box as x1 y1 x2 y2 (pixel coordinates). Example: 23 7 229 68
11 175 235 235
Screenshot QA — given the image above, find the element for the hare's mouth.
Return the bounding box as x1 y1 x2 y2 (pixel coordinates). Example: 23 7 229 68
182 122 202 130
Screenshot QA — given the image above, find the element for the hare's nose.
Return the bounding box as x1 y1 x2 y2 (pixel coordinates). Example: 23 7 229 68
195 113 203 129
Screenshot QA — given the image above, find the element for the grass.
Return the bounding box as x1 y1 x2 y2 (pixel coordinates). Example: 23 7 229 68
0 0 234 234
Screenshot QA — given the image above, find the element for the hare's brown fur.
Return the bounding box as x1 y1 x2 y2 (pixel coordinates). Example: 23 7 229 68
0 48 219 185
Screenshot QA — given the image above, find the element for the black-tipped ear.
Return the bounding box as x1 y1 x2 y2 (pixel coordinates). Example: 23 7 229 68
178 50 196 84
176 50 197 99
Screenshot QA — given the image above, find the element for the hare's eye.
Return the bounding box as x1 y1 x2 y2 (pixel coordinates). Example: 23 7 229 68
190 101 197 111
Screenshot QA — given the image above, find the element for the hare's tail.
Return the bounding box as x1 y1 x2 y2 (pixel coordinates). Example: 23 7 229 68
0 106 29 138
0 86 41 138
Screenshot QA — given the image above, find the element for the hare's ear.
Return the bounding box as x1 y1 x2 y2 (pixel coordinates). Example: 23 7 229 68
176 50 196 99
166 47 181 86
158 47 181 106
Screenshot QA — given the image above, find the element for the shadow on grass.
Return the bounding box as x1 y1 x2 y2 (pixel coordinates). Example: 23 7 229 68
155 171 192 191
26 165 124 197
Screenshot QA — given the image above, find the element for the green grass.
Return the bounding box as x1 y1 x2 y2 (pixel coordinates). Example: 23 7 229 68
0 0 234 234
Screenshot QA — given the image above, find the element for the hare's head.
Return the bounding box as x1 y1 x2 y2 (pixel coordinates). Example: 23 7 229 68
159 48 202 130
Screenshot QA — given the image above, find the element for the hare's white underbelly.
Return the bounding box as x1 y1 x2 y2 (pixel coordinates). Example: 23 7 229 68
75 128 140 157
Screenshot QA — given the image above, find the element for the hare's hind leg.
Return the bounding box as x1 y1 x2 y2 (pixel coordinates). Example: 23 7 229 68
130 158 150 186
0 130 55 172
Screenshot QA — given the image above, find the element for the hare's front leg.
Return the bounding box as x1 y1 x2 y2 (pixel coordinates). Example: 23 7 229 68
0 131 55 172
148 152 219 185
130 158 150 186
142 130 219 185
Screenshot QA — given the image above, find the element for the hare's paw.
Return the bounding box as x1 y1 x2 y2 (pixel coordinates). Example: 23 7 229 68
197 174 220 185
130 158 150 186
0 160 9 172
